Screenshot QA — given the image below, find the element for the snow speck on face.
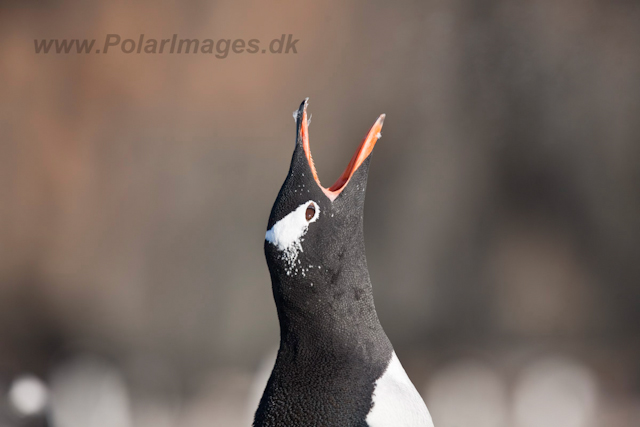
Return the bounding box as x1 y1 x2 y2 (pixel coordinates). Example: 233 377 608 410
266 200 320 275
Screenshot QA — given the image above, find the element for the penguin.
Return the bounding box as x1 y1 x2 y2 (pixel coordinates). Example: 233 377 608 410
254 99 434 427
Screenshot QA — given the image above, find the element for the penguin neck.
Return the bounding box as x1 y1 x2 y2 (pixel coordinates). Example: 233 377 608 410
271 250 391 362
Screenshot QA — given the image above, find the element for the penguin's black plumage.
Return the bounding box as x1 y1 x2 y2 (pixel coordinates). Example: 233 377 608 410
254 99 433 427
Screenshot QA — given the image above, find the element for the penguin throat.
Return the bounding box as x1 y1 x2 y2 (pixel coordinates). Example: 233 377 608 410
300 109 384 201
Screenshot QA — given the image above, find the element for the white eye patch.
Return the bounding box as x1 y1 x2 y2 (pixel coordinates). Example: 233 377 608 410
266 200 320 275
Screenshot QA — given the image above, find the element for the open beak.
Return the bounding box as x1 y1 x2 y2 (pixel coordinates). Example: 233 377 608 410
299 100 385 201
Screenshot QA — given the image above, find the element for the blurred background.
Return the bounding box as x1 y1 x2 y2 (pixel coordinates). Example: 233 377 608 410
1 0 640 426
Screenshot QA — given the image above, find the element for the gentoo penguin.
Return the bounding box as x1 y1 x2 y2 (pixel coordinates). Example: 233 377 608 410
254 99 434 427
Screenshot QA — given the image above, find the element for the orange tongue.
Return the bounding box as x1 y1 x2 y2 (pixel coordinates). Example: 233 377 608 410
300 109 385 201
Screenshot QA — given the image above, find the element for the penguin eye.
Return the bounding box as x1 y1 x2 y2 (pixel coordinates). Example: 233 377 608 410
305 203 316 221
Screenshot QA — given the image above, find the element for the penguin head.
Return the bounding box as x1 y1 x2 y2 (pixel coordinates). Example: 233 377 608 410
264 99 384 316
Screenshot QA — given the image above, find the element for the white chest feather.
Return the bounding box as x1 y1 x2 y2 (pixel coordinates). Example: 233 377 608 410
367 352 434 427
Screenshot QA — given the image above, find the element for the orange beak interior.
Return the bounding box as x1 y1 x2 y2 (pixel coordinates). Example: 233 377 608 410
300 108 385 201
